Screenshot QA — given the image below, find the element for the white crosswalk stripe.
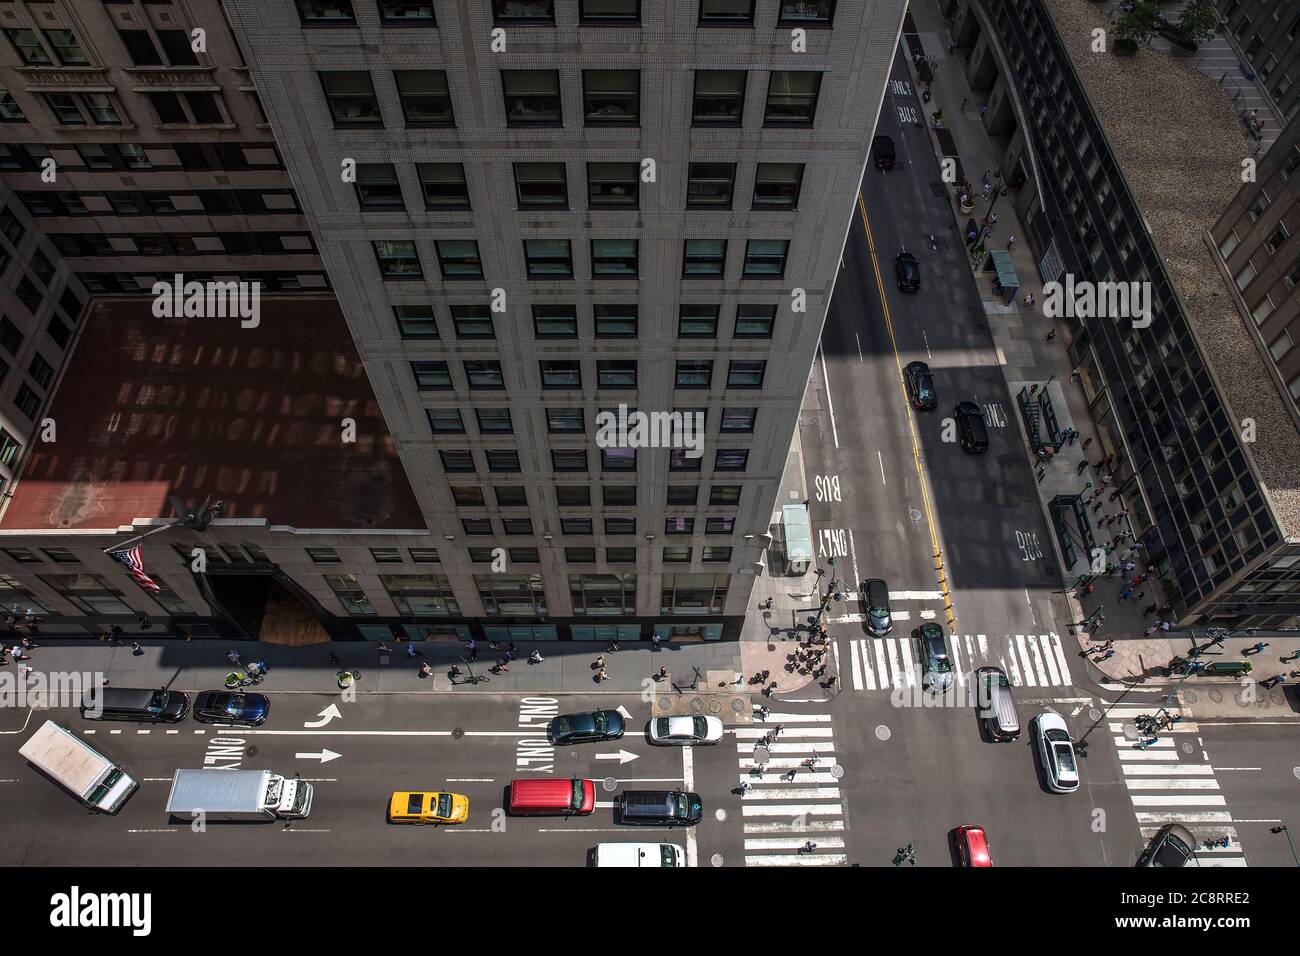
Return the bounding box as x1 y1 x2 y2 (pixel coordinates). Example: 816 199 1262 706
1106 706 1247 867
846 633 1075 692
737 706 847 867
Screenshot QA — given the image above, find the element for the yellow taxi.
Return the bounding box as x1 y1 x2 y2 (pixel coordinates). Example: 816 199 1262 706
387 790 469 825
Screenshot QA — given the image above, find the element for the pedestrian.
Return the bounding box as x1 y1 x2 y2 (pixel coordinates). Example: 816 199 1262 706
492 659 509 674
595 667 609 682
1122 561 1135 573
980 102 988 116
1081 437 1093 451
406 642 423 658
982 182 993 199
1245 641 1269 655
227 649 242 666
1024 292 1035 308
1262 674 1285 689
1098 648 1115 661
130 640 141 655
418 662 432 678
1029 383 1039 397
1144 625 1158 637
960 96 968 110
1142 602 1157 616
1118 587 1133 602
1282 650 1300 663
655 665 668 681
467 639 478 661
1159 621 1171 632
528 649 544 664
652 634 663 648
1070 367 1081 384
1007 234 1016 249
592 654 605 669
138 615 152 631
505 645 516 662
1044 329 1056 343
989 211 998 226
1101 473 1114 486
1076 459 1089 475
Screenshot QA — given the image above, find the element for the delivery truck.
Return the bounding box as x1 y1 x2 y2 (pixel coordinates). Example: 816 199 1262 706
165 769 314 822
18 720 138 813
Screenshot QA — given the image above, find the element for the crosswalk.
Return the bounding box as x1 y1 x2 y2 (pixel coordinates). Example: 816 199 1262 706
734 708 847 866
842 632 1073 692
1106 704 1248 867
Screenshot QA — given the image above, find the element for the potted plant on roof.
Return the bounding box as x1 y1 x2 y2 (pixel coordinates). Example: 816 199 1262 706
1113 0 1159 56
1169 0 1217 56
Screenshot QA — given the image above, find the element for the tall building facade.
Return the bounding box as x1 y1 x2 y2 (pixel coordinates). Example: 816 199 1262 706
943 0 1300 629
209 0 905 641
1217 0 1300 127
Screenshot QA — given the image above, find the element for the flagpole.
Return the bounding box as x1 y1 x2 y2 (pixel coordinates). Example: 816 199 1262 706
102 518 187 554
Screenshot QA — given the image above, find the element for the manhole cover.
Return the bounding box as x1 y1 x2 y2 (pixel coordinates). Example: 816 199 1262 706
909 508 922 525
753 743 770 764
731 698 747 714
1180 741 1195 754
1088 708 1102 721
452 727 465 739
708 699 724 714
715 808 727 822
1183 690 1199 704
1208 688 1223 702
711 853 725 867
602 777 617 792
657 696 673 710
875 724 892 741
830 764 845 779
1122 723 1139 740
690 697 707 712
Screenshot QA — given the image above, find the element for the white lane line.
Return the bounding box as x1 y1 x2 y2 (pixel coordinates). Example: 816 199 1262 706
873 639 889 689
890 590 944 600
1118 751 1182 761
1048 633 1072 685
1025 589 1037 628
1130 795 1228 807
741 819 846 833
898 640 919 689
745 854 848 866
850 639 865 691
1014 635 1038 687
739 772 841 785
848 528 861 595
683 744 697 868
735 742 837 756
1202 858 1250 867
733 727 834 739
744 788 840 800
949 637 965 688
1038 635 1062 686
445 778 495 783
1122 764 1216 775
1113 736 1174 748
1025 635 1050 686
922 329 932 360
819 342 840 448
745 836 846 850
742 804 845 817
878 450 887 485
755 712 832 722
1124 779 1221 790
855 333 863 364
1134 811 1234 824
978 634 989 657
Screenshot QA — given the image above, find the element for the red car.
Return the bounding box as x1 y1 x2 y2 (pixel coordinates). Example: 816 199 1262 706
954 825 992 867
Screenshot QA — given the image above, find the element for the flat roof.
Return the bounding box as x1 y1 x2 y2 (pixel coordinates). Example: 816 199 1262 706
1047 0 1300 539
1 296 424 532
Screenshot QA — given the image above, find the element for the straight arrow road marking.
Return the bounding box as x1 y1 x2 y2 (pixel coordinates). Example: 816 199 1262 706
295 749 341 763
594 750 638 764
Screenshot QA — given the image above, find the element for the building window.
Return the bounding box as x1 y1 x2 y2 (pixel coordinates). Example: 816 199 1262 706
382 574 460 615
675 360 713 388
553 448 589 472
297 1 358 24
39 575 131 615
378 1 436 23
515 162 568 208
439 450 476 473
395 70 455 126
744 239 789 277
4 28 51 66
557 486 591 507
451 486 485 507
561 517 594 534
765 71 821 126
753 162 803 208
451 304 495 339
595 304 638 337
666 517 695 534
524 239 574 277
683 239 727 277
1246 189 1271 222
374 240 422 278
1264 222 1291 255
325 574 376 615
720 407 757 432
547 408 585 432
686 163 735 209
1270 330 1294 361
503 70 562 125
604 486 637 506
580 0 640 22
464 361 505 388
715 449 749 470
663 547 692 563
412 360 452 389
418 163 470 209
0 428 19 468
598 360 637 388
320 71 382 126
699 0 755 24
735 304 776 337
727 360 766 387
661 573 729 614
602 448 637 471
778 0 834 24
503 517 534 534
370 548 403 563
570 573 636 615
306 547 342 563
428 409 465 433
541 360 582 388
702 546 733 562
706 517 737 535
13 385 40 421
394 305 438 339
436 240 483 278
118 29 162 66
588 163 639 208
668 486 700 506
355 163 403 208
583 70 639 125
493 0 554 21
486 449 521 472
533 305 579 338
462 517 494 535
476 573 546 616
693 71 747 125
0 90 24 123
1234 260 1257 290
679 305 720 337
496 486 529 506
592 239 638 277
710 484 742 505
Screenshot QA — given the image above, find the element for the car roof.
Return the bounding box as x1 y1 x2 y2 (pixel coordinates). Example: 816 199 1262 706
897 251 917 262
664 716 695 734
956 400 980 414
1036 711 1068 732
906 361 930 374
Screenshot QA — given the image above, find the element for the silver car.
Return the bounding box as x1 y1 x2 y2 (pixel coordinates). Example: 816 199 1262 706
1033 712 1080 793
648 715 724 746
916 624 953 692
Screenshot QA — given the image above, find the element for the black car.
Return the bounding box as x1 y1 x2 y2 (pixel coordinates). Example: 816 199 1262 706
547 710 625 745
904 361 937 410
81 686 189 723
1136 824 1196 867
192 691 269 726
871 134 896 170
895 252 920 292
617 789 703 827
954 400 989 453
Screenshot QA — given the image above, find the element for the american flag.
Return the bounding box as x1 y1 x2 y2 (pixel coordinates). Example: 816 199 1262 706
111 544 162 593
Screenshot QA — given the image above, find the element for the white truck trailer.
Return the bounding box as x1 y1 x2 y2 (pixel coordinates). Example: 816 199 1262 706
18 720 138 813
165 769 313 822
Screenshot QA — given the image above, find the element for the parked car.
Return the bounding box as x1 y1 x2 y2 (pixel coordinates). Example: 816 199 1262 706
1136 824 1196 867
904 361 937 410
861 578 892 637
872 134 896 169
81 686 189 723
1033 712 1080 793
915 623 953 692
648 715 723 746
547 710 625 745
192 691 269 727
387 790 469 825
895 252 920 292
954 400 989 452
953 825 992 867
616 790 703 827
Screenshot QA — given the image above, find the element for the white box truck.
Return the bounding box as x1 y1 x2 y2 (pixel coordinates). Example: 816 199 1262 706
165 769 313 822
18 720 138 814
594 843 685 867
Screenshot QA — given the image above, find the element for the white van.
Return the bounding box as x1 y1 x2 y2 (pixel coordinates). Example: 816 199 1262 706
594 843 685 867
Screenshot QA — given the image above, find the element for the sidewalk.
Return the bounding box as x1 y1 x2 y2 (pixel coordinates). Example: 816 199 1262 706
904 1 1155 653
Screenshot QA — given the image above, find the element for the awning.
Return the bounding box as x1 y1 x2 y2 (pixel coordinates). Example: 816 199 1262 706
990 250 1019 291
781 504 812 563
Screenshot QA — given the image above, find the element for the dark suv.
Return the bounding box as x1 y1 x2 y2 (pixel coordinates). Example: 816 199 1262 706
955 401 989 452
872 135 896 169
895 252 920 292
904 361 937 410
616 790 703 827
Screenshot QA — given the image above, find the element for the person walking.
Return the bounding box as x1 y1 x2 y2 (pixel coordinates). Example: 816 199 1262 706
592 654 606 669
528 649 544 664
1118 586 1134 602
655 665 668 682
466 639 478 661
1245 641 1269 656
1081 436 1093 451
1044 329 1056 343
1076 459 1089 475
1144 625 1159 637
1007 234 1016 249
1024 292 1035 308
594 667 610 682
1142 602 1158 616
